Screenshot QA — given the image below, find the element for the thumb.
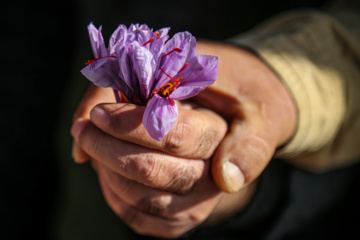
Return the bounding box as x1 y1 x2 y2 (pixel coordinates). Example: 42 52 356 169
212 119 274 193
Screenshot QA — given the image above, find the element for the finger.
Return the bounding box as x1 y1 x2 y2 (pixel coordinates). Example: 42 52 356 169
73 119 205 193
97 161 175 217
72 85 115 121
88 103 227 159
99 175 193 239
71 119 91 163
212 118 275 193
71 141 90 164
95 160 220 218
71 85 115 163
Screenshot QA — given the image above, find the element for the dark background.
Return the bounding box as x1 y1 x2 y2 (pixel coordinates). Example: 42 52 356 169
3 0 352 239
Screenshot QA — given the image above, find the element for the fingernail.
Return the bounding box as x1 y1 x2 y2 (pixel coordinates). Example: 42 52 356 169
90 106 108 127
71 118 87 142
222 161 245 193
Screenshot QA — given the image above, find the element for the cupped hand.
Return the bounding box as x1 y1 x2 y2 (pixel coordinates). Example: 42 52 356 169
71 85 225 164
72 99 227 193
71 89 256 238
70 39 297 236
72 40 297 195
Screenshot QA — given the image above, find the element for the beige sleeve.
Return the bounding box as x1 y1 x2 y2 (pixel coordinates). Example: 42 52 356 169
230 9 360 171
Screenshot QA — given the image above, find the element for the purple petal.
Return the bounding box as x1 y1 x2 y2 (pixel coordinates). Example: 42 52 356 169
139 24 151 31
182 55 218 86
131 43 156 99
157 27 170 38
127 28 151 46
88 23 107 58
149 28 169 61
186 36 197 61
170 55 218 99
154 32 194 90
109 24 127 55
170 86 207 100
128 24 138 32
143 94 178 141
117 46 137 92
149 35 167 68
81 57 119 88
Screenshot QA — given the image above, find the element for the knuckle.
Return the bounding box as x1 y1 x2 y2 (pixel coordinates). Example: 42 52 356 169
138 195 173 216
122 207 142 228
122 153 200 193
87 130 103 157
162 116 219 159
108 172 132 196
242 133 273 182
162 118 190 154
189 211 208 225
250 134 272 160
196 129 218 158
125 153 161 184
108 108 124 132
163 164 198 194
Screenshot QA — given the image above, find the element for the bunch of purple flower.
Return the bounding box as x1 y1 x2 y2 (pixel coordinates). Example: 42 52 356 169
81 23 218 141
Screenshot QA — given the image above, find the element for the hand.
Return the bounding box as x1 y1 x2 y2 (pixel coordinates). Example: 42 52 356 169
72 42 296 194
71 94 256 238
70 40 296 237
192 41 297 192
71 85 226 164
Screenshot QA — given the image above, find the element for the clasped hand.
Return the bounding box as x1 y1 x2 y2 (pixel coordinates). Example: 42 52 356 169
71 41 296 238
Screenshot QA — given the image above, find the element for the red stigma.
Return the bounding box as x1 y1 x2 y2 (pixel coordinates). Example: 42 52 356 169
161 48 182 59
159 67 178 83
142 38 155 46
178 63 189 73
153 67 183 106
167 93 175 106
155 32 160 39
85 59 97 65
85 56 117 65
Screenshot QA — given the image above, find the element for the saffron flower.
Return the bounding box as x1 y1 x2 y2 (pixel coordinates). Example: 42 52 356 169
81 23 218 141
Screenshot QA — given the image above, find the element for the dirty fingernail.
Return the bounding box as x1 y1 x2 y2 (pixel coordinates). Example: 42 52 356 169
222 161 245 193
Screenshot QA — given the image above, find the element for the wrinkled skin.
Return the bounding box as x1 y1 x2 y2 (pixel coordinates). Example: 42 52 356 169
71 41 296 238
